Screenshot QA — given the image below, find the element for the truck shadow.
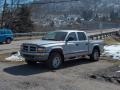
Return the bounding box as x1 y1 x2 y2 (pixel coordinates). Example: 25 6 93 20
3 59 96 76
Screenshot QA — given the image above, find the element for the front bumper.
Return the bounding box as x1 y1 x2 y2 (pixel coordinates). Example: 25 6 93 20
20 51 49 61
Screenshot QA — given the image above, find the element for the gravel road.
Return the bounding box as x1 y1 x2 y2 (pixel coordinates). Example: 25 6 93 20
0 58 119 90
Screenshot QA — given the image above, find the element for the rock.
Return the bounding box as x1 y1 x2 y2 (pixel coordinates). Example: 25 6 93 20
89 75 97 79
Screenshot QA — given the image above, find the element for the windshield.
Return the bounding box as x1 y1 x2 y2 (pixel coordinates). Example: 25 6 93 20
42 31 67 41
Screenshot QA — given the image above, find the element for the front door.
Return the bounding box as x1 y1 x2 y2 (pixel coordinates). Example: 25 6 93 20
63 32 79 59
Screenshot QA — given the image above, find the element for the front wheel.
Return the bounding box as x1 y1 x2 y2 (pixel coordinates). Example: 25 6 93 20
47 52 63 69
5 38 12 44
90 49 100 61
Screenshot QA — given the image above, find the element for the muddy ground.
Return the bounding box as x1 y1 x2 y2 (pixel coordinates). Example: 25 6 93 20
89 65 120 85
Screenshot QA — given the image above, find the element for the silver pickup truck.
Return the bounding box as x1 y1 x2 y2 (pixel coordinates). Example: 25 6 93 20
20 30 104 69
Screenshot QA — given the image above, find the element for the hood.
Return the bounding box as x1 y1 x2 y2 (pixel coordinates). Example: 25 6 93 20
24 39 64 47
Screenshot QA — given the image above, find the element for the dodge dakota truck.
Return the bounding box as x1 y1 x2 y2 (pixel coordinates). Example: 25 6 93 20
20 30 104 69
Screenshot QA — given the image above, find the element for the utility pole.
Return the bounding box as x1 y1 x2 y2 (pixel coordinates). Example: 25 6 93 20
1 0 7 27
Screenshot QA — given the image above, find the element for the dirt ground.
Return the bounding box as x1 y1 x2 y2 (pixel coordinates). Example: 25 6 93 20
0 55 120 90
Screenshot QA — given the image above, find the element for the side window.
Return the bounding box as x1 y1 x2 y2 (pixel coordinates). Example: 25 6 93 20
0 31 5 34
67 32 77 41
4 30 8 34
7 30 12 34
77 32 87 40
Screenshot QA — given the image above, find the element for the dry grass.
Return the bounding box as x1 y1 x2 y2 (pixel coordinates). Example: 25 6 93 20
104 36 120 45
0 53 9 62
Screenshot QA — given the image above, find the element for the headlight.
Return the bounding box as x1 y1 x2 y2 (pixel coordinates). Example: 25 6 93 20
37 47 46 52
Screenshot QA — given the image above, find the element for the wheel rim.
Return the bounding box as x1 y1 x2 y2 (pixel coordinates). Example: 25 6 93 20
52 56 61 68
94 51 99 60
6 39 11 44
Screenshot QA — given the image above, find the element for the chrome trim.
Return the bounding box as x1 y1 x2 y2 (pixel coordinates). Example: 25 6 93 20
22 44 37 52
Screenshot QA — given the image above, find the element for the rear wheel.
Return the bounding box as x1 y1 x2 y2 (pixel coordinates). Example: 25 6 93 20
90 48 100 61
47 52 63 69
5 38 12 44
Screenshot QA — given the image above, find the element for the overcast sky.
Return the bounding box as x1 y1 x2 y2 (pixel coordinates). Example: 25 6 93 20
0 0 33 12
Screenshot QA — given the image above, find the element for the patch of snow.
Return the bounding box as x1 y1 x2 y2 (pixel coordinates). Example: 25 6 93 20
103 44 120 60
116 70 120 73
5 51 24 61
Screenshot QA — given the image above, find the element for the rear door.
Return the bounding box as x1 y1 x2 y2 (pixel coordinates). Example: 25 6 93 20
76 32 89 55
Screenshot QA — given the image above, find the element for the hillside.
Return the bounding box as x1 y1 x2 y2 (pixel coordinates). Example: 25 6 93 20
31 0 120 31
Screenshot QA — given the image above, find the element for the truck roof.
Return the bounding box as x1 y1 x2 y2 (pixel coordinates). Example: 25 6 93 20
55 30 85 33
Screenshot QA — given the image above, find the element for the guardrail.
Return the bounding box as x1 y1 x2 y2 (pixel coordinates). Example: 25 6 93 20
14 32 46 41
14 29 120 40
14 32 46 37
88 29 120 40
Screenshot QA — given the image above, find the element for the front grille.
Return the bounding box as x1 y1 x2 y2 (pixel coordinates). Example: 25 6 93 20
30 46 36 52
23 45 37 52
23 46 29 51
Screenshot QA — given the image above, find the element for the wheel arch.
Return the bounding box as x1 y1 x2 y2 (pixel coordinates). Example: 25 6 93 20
92 45 100 55
5 37 12 40
49 48 64 61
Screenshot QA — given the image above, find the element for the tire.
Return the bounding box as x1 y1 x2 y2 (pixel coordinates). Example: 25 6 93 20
90 48 100 61
5 38 12 44
25 59 37 65
47 52 63 69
